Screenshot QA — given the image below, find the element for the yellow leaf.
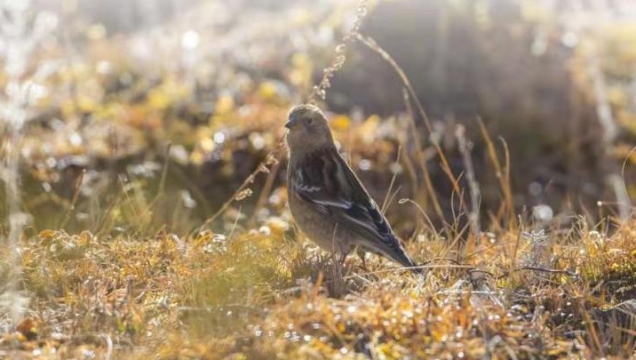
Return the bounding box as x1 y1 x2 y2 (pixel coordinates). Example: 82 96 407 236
190 150 205 166
39 229 56 241
148 89 171 110
359 115 381 143
215 95 235 114
258 82 278 100
330 115 350 131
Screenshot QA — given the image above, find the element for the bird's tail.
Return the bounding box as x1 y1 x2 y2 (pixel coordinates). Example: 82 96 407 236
382 236 424 275
399 254 424 275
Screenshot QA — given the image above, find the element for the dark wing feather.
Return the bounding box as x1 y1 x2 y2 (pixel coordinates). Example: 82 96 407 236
291 148 418 269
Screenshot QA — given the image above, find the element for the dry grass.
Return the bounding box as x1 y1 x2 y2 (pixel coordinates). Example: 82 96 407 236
2 1 636 359
1 210 635 359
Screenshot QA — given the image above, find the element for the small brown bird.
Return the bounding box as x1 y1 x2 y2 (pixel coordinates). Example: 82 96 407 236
285 104 421 273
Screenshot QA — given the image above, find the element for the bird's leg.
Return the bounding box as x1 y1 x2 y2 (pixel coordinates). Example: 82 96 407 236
355 245 368 270
330 251 346 297
326 225 349 297
331 251 347 280
338 251 348 267
332 253 342 274
322 251 336 267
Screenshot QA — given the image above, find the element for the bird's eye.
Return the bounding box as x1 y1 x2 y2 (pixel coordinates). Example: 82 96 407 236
305 117 314 125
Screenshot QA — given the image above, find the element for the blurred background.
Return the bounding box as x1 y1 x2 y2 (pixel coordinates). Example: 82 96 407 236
1 0 635 236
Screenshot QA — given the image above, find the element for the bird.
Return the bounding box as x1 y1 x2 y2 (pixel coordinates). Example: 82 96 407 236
285 104 422 274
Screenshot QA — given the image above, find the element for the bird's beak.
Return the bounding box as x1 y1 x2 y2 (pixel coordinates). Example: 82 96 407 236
284 117 297 129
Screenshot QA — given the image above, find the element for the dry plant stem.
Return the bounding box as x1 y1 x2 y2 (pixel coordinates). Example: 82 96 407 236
357 34 461 196
500 266 578 278
249 157 282 227
456 125 481 237
402 89 444 221
477 117 515 228
500 138 512 220
397 198 436 237
194 140 286 234
449 188 471 239
227 205 242 241
383 186 402 218
60 169 86 229
359 34 469 232
144 143 173 232
380 146 401 214
587 50 632 221
118 175 143 229
579 298 604 354
442 218 471 263
396 130 419 192
510 218 523 275
343 263 478 279
621 146 636 180
101 334 113 360
463 243 503 261
312 271 324 299
156 144 173 203
94 193 121 235
308 0 368 102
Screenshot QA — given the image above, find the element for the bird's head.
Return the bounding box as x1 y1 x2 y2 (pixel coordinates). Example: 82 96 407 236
285 104 335 153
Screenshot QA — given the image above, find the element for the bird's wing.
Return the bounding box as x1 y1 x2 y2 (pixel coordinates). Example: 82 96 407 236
290 148 413 264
